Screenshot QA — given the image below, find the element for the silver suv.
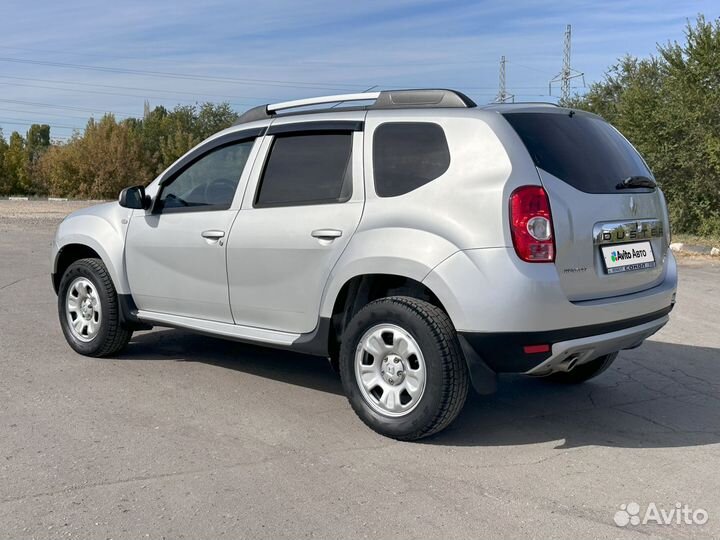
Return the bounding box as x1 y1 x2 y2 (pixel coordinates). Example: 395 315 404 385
51 89 677 440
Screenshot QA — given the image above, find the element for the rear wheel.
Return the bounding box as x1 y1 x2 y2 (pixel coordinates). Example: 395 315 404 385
543 352 618 384
58 258 132 357
339 296 468 441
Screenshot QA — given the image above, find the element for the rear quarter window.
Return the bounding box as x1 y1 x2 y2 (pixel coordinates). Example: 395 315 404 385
373 122 450 197
503 112 652 194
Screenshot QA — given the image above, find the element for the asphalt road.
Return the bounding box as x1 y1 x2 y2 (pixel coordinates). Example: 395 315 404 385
1 205 719 539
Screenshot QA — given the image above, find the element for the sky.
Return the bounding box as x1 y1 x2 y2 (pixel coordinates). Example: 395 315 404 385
0 0 718 141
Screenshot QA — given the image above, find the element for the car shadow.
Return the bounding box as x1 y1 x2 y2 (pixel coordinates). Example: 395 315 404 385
122 328 344 396
121 329 720 449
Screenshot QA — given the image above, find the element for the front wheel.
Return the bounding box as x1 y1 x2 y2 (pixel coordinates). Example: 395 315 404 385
58 258 132 357
339 296 469 441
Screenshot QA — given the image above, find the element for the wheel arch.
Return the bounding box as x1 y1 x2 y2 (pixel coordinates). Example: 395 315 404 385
53 243 102 293
321 268 498 397
52 206 131 296
322 272 451 361
53 233 129 296
53 238 148 331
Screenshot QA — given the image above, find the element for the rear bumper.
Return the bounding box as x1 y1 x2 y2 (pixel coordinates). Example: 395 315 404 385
423 246 677 375
459 305 671 374
423 247 677 333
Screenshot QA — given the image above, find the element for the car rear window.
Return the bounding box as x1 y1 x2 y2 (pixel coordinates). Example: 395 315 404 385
503 112 652 194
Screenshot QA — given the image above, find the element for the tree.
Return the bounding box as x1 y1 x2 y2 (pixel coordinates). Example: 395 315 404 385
2 132 29 195
656 16 720 234
567 16 720 236
25 124 52 195
0 130 8 195
39 115 150 199
194 102 238 140
37 102 238 198
26 124 51 162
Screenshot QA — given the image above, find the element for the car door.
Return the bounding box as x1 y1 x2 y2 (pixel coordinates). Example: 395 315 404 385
125 130 262 323
227 117 365 334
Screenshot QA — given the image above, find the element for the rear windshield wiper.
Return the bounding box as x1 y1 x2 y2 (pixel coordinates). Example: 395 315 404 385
616 175 657 190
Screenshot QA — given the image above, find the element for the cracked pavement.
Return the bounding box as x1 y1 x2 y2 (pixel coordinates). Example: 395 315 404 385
1 203 719 539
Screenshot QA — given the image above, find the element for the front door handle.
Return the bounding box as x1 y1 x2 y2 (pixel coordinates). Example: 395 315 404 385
311 229 343 240
201 230 226 240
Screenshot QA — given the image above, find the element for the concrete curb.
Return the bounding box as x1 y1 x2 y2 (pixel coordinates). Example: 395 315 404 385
671 242 720 257
1 197 110 202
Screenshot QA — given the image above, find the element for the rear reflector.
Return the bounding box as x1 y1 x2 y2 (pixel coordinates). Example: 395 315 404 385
523 344 551 354
509 186 555 262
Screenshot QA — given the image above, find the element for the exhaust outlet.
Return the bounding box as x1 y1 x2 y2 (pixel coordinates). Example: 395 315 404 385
557 355 579 372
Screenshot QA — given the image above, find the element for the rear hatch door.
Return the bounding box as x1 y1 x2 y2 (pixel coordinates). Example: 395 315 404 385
504 110 669 301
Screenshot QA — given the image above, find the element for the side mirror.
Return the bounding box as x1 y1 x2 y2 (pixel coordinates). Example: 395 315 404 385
119 185 150 210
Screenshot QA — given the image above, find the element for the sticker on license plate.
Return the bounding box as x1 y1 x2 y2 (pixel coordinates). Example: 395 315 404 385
601 241 656 274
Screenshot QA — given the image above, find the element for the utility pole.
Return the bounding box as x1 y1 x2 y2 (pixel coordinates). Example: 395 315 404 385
549 25 585 102
495 55 514 103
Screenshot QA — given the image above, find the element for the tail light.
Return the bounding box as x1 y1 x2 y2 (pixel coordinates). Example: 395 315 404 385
509 185 555 262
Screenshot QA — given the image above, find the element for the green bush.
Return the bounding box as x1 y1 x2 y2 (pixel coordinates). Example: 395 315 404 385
565 16 720 236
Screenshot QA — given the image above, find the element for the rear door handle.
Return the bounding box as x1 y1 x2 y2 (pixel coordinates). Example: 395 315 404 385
201 230 226 240
311 229 343 240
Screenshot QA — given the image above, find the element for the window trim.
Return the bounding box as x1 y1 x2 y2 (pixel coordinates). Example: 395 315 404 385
152 128 263 215
266 120 363 136
252 129 355 209
372 121 451 198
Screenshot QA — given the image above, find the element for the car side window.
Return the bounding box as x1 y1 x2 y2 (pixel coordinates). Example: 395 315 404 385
373 122 450 197
157 140 255 213
254 132 353 208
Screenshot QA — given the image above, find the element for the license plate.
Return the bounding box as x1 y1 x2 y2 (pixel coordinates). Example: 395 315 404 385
601 241 656 274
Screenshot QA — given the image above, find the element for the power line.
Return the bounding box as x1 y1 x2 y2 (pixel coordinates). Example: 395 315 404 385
0 107 93 121
0 80 259 107
0 74 273 102
0 119 82 130
414 84 580 91
0 45 501 68
0 55 552 96
1 116 84 129
0 56 368 91
510 61 554 78
0 75 555 102
0 98 133 117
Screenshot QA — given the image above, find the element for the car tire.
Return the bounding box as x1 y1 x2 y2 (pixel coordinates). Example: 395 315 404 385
339 296 469 441
58 258 132 357
543 352 618 384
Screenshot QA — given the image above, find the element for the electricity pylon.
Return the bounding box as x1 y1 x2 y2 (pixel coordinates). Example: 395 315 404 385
549 25 585 102
495 56 514 103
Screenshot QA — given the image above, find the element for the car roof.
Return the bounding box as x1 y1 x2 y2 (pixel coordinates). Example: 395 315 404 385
481 102 561 113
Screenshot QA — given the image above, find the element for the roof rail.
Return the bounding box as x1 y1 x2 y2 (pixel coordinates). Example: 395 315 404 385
269 92 381 113
233 89 477 125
